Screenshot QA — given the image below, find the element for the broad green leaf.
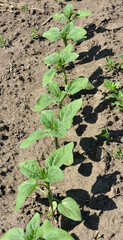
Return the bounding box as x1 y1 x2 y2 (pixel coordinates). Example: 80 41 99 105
65 77 94 95
52 91 65 103
45 142 74 168
68 27 87 42
44 53 59 66
48 81 61 97
43 27 61 42
52 13 64 20
20 160 43 180
20 129 49 149
40 110 57 129
76 10 91 18
43 166 64 182
44 228 74 240
43 68 56 86
60 44 79 64
49 121 67 138
0 228 24 240
58 99 82 128
58 197 82 221
63 4 74 18
61 22 73 35
37 219 53 239
33 94 53 111
25 213 40 240
15 179 37 211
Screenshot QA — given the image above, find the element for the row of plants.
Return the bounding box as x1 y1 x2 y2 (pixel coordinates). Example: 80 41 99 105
1 3 94 240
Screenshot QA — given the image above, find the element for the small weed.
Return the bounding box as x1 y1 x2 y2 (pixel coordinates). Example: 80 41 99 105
30 29 39 39
116 55 123 70
22 5 28 11
0 35 8 48
107 147 123 159
102 57 115 73
96 128 113 144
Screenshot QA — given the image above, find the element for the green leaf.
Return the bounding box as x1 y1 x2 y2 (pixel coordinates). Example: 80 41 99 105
52 91 65 103
60 44 79 64
76 10 91 18
68 27 87 42
50 121 67 138
44 53 59 66
58 99 82 129
20 160 43 180
43 166 64 182
40 110 57 129
61 22 73 35
37 219 53 239
25 213 40 240
58 197 82 221
48 81 61 97
20 129 49 149
65 77 94 95
52 13 64 20
15 179 37 211
43 27 61 42
43 68 56 87
0 228 24 240
63 4 74 18
45 142 74 168
33 94 53 111
44 228 74 240
40 110 67 138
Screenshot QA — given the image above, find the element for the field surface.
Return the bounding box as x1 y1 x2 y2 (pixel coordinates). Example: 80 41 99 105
0 0 123 239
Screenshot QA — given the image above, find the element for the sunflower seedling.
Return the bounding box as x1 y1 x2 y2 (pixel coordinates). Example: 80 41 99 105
1 213 74 240
15 142 82 222
52 3 91 23
43 22 87 46
20 99 82 149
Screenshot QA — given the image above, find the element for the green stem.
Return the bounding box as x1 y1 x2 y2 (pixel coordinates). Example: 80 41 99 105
36 186 48 196
62 66 67 85
54 137 59 149
47 183 54 218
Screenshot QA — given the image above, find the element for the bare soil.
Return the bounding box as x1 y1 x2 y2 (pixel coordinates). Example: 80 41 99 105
0 0 123 239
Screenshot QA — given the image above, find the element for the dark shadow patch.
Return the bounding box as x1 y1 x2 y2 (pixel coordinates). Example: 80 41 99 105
73 152 86 166
86 195 117 211
82 211 99 230
80 137 100 162
76 124 87 136
82 106 97 124
94 99 111 113
78 162 93 176
91 171 120 195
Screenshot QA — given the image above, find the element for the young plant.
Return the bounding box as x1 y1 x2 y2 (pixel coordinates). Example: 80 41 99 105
107 147 123 159
116 55 123 70
1 213 74 240
43 43 78 86
34 77 93 111
52 3 91 23
31 29 39 39
22 5 28 11
110 90 123 111
15 143 82 222
43 22 87 46
0 35 8 47
103 79 123 111
96 128 113 144
104 79 120 93
102 57 115 73
20 99 82 149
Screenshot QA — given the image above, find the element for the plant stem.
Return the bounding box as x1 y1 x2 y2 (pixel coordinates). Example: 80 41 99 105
62 66 67 85
36 186 48 196
54 137 59 149
47 183 54 218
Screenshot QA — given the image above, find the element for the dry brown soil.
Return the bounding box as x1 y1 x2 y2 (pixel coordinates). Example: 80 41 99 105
0 0 123 239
